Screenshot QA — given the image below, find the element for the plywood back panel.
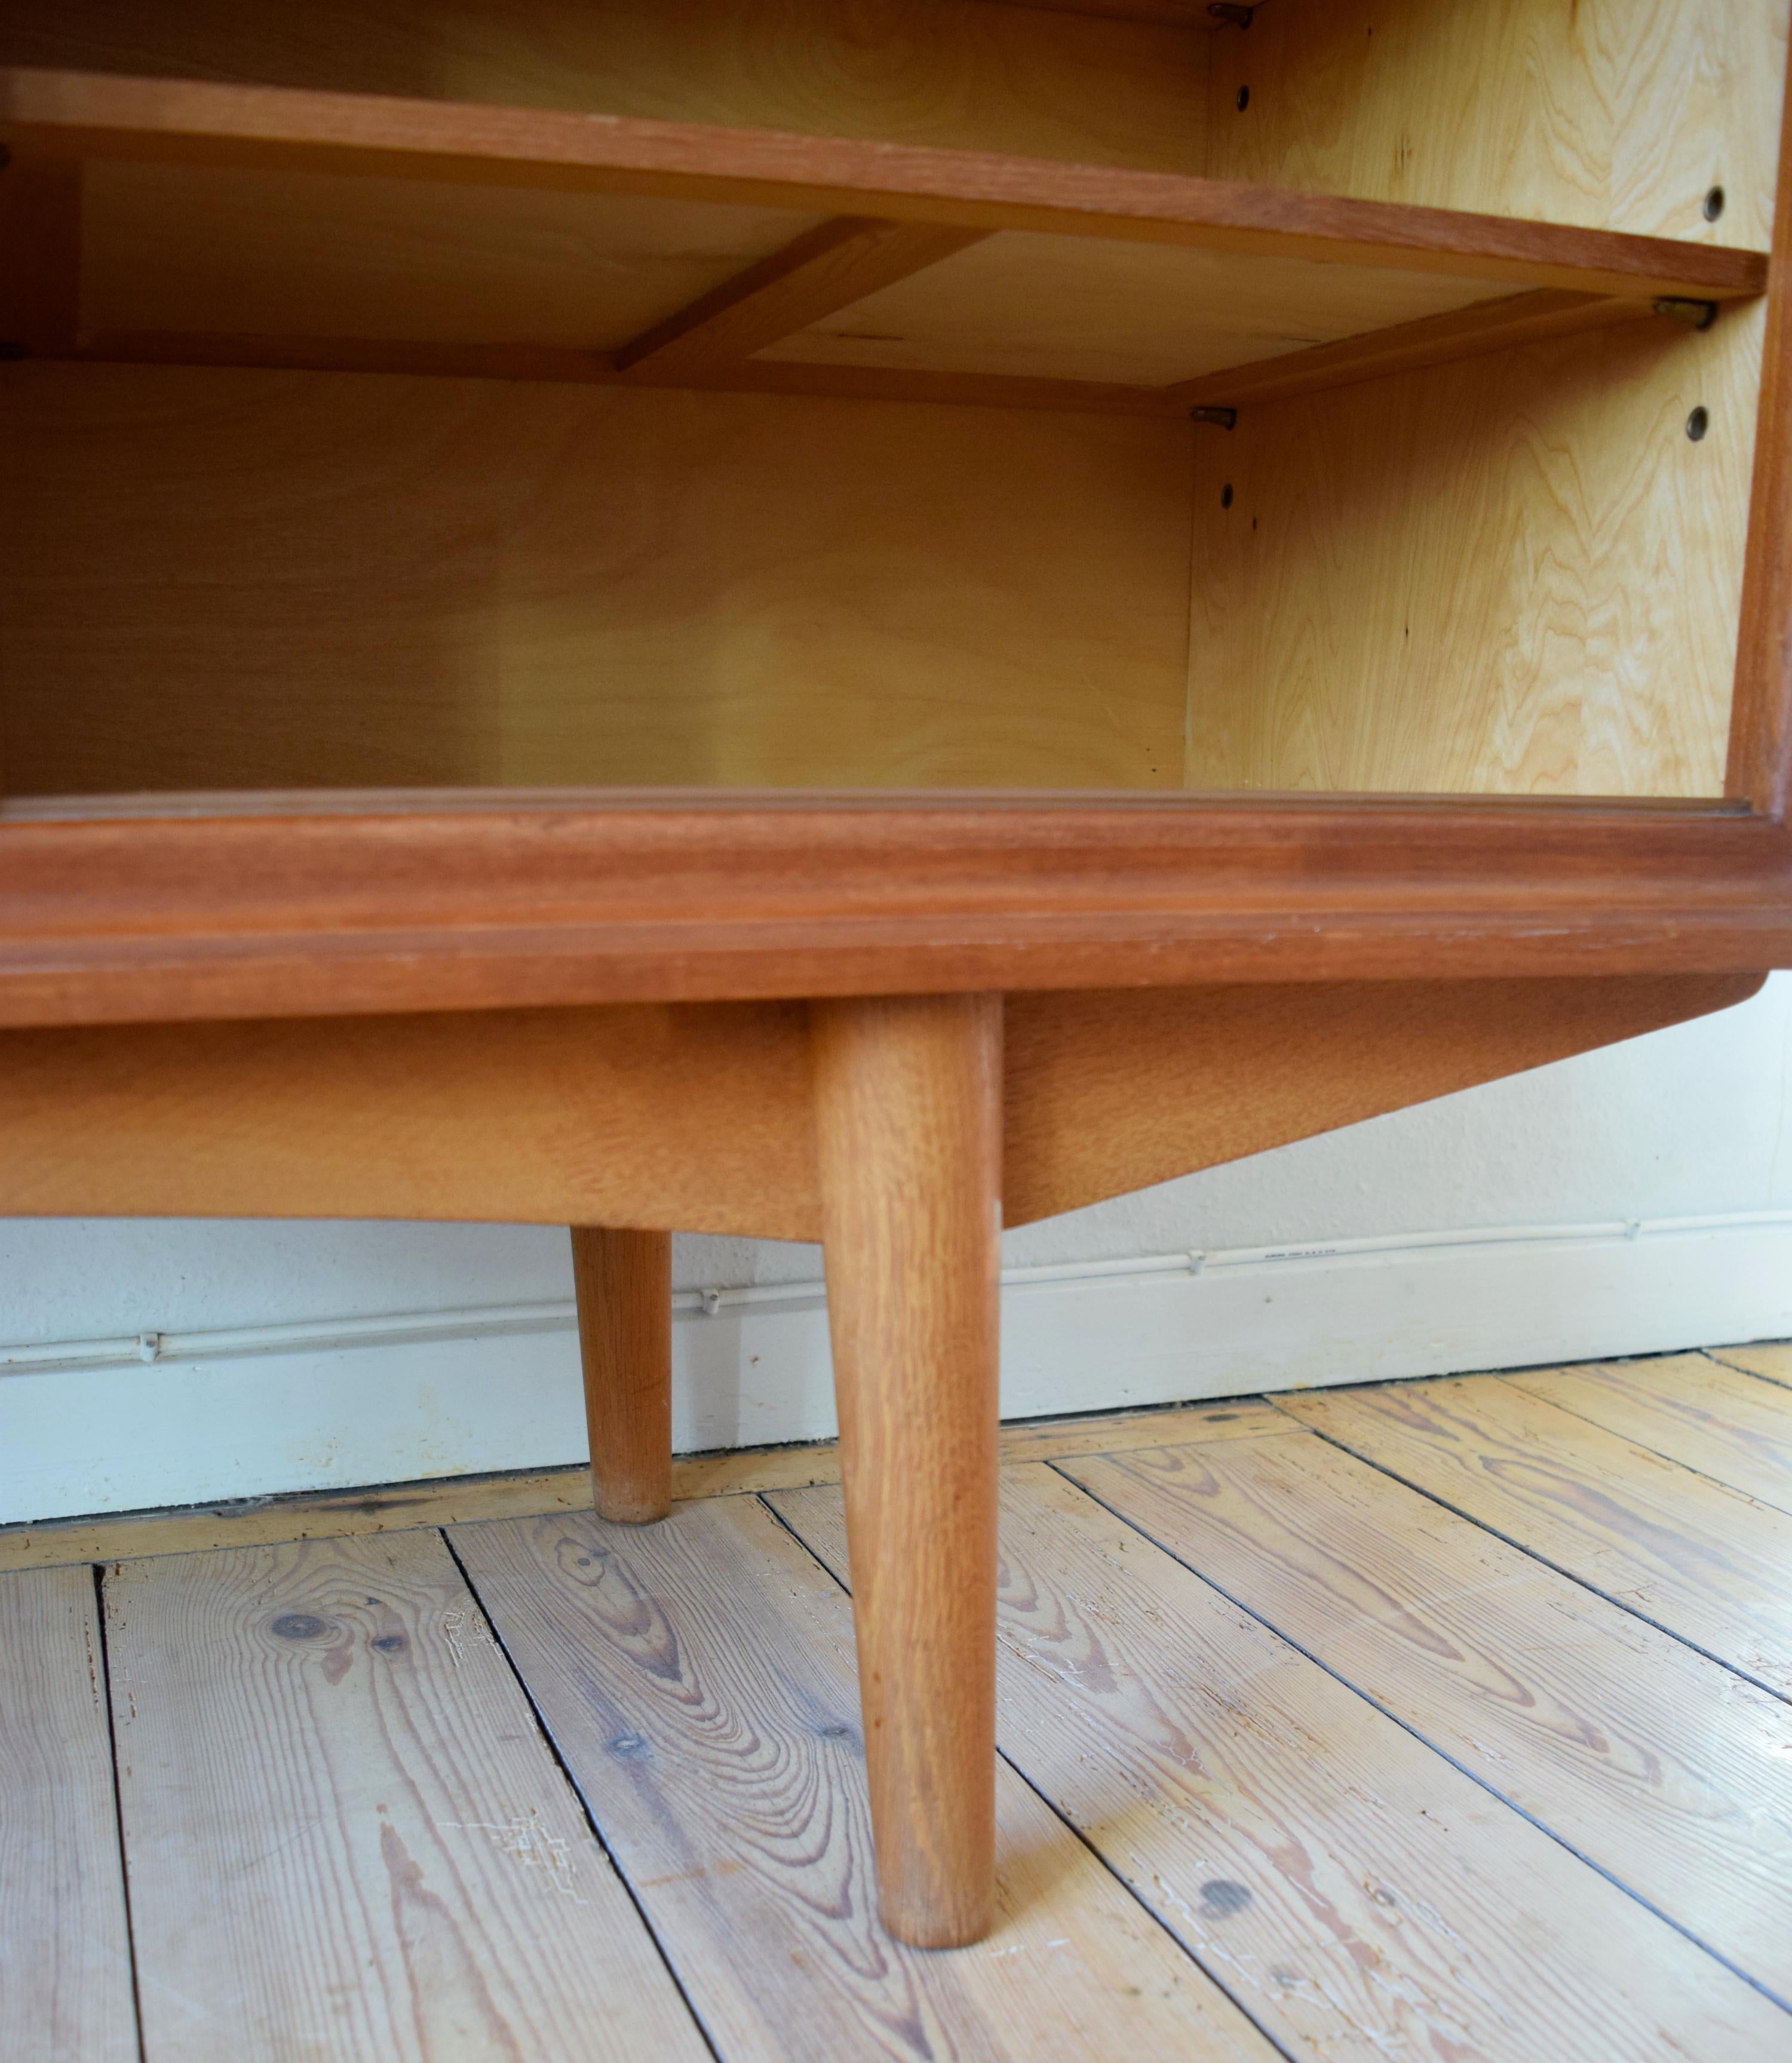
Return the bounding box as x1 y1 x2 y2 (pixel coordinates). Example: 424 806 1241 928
1205 0 1787 250
0 362 1193 793
0 0 1214 174
1186 310 1762 797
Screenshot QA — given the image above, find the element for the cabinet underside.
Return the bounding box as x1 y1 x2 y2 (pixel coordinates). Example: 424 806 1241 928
0 974 1761 1234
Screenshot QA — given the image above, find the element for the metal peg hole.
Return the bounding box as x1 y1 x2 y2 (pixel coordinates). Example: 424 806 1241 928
1702 185 1725 222
1686 406 1710 442
1236 85 1251 112
1220 483 1235 508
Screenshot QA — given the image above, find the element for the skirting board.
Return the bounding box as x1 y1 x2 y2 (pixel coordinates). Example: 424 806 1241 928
5 1210 1792 1523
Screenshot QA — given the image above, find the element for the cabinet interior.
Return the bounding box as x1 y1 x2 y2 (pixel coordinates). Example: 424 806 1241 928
0 0 1782 802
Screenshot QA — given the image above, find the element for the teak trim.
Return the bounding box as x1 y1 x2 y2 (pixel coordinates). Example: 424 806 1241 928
0 796 1787 1025
0 68 1765 299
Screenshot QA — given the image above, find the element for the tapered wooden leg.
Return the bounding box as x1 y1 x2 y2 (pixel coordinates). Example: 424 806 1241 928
570 1226 673 1524
812 992 1002 1949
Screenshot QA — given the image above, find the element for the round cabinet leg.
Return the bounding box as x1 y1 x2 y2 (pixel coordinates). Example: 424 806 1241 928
812 993 1002 1949
570 1226 673 1525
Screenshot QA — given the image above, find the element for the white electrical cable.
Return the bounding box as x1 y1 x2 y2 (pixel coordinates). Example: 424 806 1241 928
5 1209 1790 1377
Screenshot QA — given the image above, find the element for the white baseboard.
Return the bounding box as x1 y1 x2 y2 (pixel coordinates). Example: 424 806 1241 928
5 1212 1791 1524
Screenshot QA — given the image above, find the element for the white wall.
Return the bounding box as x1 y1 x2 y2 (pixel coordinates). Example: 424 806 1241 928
5 974 1791 1523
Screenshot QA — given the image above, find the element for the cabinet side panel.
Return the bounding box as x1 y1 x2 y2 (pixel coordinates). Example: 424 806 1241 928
1 363 1193 794
1205 0 1787 250
1186 311 1761 798
0 0 1214 176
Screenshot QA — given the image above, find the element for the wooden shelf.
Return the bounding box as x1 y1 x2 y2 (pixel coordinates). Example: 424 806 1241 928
0 65 1767 415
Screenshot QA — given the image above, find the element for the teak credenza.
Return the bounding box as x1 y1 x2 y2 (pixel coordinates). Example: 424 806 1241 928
4 0 1792 1948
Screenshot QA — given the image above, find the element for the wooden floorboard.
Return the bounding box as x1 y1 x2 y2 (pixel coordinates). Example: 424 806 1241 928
103 1530 708 2063
1508 1355 1792 1516
10 1358 1792 2059
996 1398 1290 1466
1703 1338 1792 1389
1279 1376 1792 1699
0 1396 1288 1574
1046 1426 1792 2007
450 1494 1277 2063
772 1466 1787 2061
0 1564 138 2063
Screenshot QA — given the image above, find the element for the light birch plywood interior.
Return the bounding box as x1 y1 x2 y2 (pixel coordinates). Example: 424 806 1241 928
0 312 1759 799
0 364 1195 793
1202 0 1787 250
0 0 1782 800
1185 307 1765 796
0 0 1220 172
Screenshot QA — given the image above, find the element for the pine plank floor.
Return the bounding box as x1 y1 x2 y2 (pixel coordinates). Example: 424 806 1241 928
0 1565 136 2061
2 1350 1790 2060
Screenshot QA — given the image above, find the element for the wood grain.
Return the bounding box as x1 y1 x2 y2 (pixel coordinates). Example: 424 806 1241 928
670 1398 1294 1501
572 1226 673 1523
0 1565 136 2062
76 159 821 351
760 226 1506 387
1707 1340 1792 1387
58 300 1680 431
0 1398 1290 1576
0 1002 824 1237
12 5 1772 417
0 69 1766 300
1167 287 1660 410
0 794 1785 1029
616 216 988 374
1 363 1190 796
0 972 1753 1259
1 1467 605 1576
66 322 1187 412
1062 1429 1792 2006
0 0 1218 177
1001 974 1763 1227
1725 23 1792 816
812 991 1001 1944
998 1397 1288 1462
772 1464 1790 2061
1204 0 1786 253
106 1529 707 2063
1186 310 1763 798
452 1494 1277 2062
1279 1376 1792 1698
1510 1354 1792 1516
